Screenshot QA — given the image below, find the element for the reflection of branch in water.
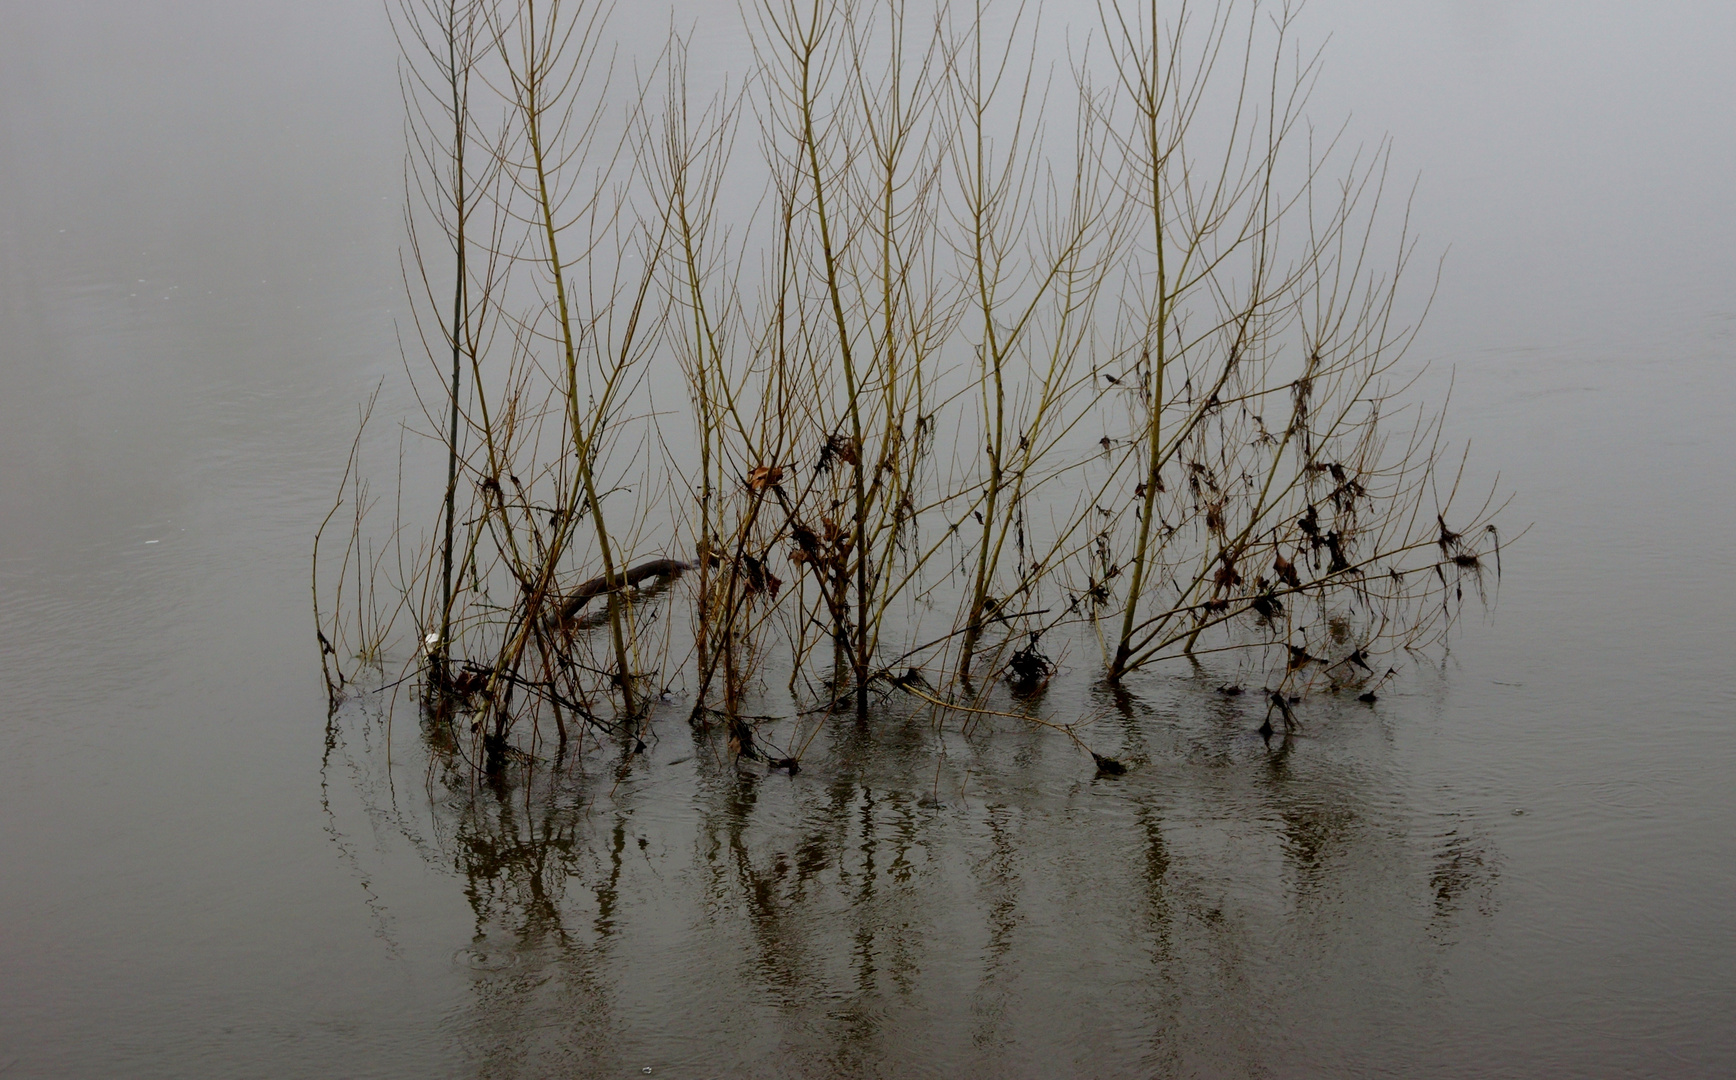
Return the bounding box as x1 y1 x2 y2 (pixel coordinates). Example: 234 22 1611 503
1429 825 1502 923
968 802 1024 1050
319 705 405 958
429 743 639 1075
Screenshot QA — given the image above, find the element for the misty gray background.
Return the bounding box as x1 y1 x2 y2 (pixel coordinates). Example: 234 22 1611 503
2 1 1733 1077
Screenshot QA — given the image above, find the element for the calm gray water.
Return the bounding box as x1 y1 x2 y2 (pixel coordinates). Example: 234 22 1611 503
3 2 1733 1077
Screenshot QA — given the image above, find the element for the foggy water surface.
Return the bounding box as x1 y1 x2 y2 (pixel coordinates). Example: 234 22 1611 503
1 2 1732 1077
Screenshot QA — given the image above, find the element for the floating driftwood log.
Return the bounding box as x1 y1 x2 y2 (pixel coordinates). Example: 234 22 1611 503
550 558 695 626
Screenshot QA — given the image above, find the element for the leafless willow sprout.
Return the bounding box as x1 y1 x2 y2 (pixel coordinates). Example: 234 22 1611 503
313 0 1506 776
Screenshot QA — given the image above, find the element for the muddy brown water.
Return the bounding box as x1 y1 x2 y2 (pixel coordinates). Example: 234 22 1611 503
3 2 1733 1077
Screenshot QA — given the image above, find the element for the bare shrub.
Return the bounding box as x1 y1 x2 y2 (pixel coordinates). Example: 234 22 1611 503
316 0 1506 777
